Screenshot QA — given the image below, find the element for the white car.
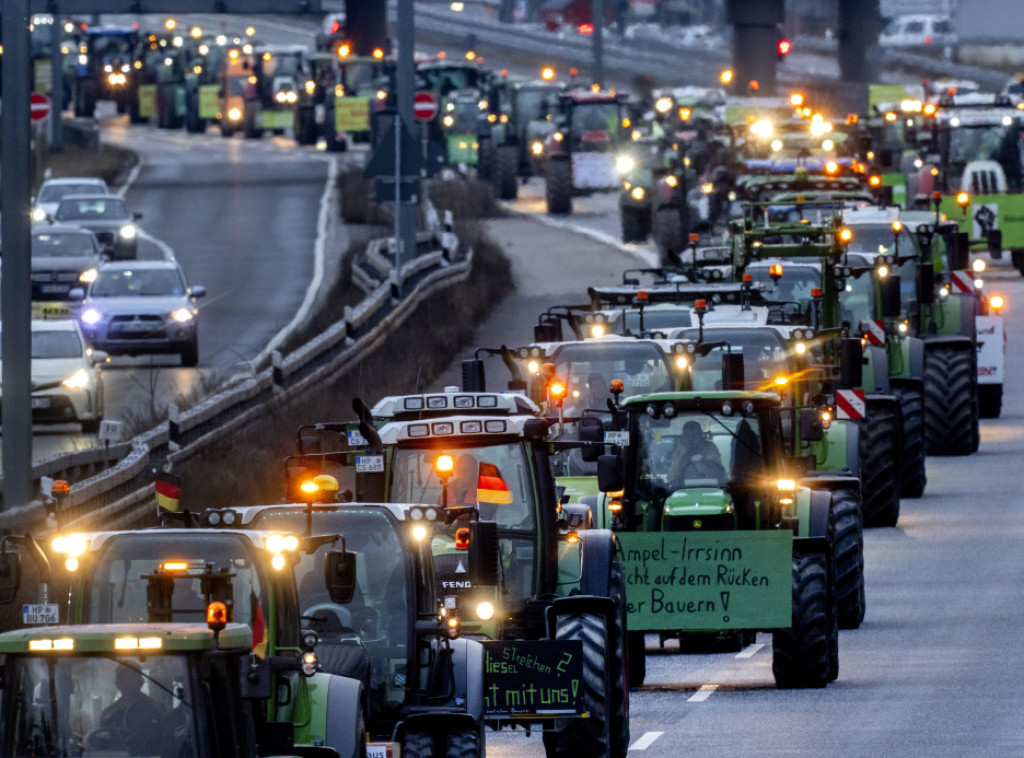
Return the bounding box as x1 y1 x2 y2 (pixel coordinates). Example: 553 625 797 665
0 319 106 432
32 177 112 222
879 15 957 53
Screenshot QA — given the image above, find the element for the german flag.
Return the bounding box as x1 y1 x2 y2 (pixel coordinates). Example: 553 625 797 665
154 470 182 512
250 590 268 659
477 462 513 505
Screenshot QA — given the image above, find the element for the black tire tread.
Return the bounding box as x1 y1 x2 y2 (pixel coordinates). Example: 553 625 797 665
546 158 572 215
495 144 519 200
859 404 901 527
772 553 831 689
553 613 610 756
620 205 646 243
652 207 684 264
402 730 434 758
830 488 866 629
924 344 978 455
893 384 927 498
445 727 479 758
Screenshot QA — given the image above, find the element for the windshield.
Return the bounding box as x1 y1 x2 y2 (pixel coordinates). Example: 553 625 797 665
1 653 197 757
748 263 820 309
54 198 129 222
90 268 185 298
637 409 765 491
942 123 1024 191
83 533 268 627
248 507 418 716
553 341 674 416
569 102 621 136
33 232 97 258
31 330 83 359
607 306 691 335
675 328 789 392
419 65 481 94
38 184 105 204
515 86 559 127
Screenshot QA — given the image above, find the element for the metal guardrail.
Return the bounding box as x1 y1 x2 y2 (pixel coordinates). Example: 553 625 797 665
0 224 469 533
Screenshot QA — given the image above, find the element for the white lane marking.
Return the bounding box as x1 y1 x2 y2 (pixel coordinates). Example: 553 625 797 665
116 153 176 262
629 731 664 751
255 155 337 365
117 156 144 197
736 642 765 659
687 684 718 702
138 230 176 261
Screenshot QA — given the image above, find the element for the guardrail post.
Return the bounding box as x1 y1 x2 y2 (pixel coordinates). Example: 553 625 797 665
390 268 401 303
272 351 284 391
344 306 356 344
168 403 181 453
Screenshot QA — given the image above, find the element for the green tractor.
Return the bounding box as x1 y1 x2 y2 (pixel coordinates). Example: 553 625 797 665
192 501 491 757
595 390 840 690
14 527 368 757
285 390 631 757
0 621 338 757
487 75 564 200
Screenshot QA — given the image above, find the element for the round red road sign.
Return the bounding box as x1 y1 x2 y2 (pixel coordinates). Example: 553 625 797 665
30 92 51 122
413 90 439 122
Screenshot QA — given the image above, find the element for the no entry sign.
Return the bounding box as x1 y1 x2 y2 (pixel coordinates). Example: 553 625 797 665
413 90 439 122
30 92 51 122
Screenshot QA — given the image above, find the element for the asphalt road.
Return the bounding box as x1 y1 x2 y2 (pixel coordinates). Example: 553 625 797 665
435 206 1024 757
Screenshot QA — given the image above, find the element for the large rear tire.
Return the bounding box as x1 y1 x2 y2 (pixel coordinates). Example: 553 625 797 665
829 488 865 629
495 144 519 200
620 205 647 243
893 384 927 498
772 553 831 689
652 207 685 264
402 731 434 758
445 727 480 758
546 158 572 215
978 383 1002 418
924 344 978 455
477 137 496 183
608 558 630 757
859 404 901 527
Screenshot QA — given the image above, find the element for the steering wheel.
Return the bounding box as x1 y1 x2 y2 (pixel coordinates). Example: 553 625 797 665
681 458 726 481
303 603 356 636
84 726 131 752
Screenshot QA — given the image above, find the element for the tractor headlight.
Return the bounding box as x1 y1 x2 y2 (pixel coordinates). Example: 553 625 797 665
630 186 645 201
476 601 495 620
531 141 544 155
616 155 635 174
228 107 242 121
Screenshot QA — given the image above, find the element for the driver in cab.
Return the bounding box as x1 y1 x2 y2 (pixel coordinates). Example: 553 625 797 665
667 420 722 486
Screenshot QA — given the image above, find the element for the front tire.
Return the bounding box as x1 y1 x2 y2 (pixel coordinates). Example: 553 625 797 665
773 553 831 689
893 384 927 498
924 344 978 455
620 205 648 243
829 488 865 629
495 144 518 200
445 727 480 758
859 403 901 527
546 158 572 215
652 207 685 264
401 731 434 758
551 613 614 756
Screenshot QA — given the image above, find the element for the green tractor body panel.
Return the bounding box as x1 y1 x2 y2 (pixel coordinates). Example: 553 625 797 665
198 83 220 118
447 133 480 164
335 95 371 132
138 83 157 117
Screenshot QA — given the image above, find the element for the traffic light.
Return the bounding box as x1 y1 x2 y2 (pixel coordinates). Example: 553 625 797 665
777 38 792 60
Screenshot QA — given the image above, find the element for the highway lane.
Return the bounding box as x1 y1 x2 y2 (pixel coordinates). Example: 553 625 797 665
433 212 1024 756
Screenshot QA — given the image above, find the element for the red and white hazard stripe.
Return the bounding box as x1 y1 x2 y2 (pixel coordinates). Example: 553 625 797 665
950 270 974 294
863 319 885 346
836 389 866 420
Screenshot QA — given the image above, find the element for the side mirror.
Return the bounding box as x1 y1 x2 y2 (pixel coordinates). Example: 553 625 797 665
839 338 863 389
90 349 109 365
880 274 901 318
468 520 499 587
597 454 623 493
799 409 824 442
578 415 604 463
917 261 935 305
132 211 143 221
324 549 357 604
239 656 272 700
68 287 85 300
722 352 745 391
462 358 485 392
0 551 22 605
190 285 207 298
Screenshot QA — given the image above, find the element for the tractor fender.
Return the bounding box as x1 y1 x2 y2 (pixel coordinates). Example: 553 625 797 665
398 711 479 740
798 473 860 494
844 420 860 476
792 536 829 555
805 489 832 541
448 637 486 722
906 336 925 382
545 595 616 638
323 675 365 758
866 345 890 393
577 529 616 598
958 292 978 341
922 334 976 352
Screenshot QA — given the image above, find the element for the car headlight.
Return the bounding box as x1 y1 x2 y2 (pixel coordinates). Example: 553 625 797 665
171 308 194 323
62 368 91 390
79 268 98 283
81 308 103 325
31 207 47 222
119 224 137 240
616 155 635 174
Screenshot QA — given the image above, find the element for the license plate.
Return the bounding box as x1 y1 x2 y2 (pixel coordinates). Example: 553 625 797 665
120 321 152 332
23 604 59 625
31 397 50 409
41 284 70 294
355 455 384 473
366 744 395 758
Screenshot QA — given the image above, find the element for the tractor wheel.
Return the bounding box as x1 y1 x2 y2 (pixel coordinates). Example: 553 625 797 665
859 404 900 527
652 207 685 264
76 79 97 118
1012 249 1024 275
893 384 927 498
620 205 647 243
627 631 646 688
546 158 573 215
477 137 496 183
829 488 865 629
924 344 978 455
608 557 630 757
551 613 613 756
495 144 518 200
185 106 205 134
295 108 317 145
401 731 434 758
445 727 480 758
128 92 145 124
978 384 1002 418
772 553 831 689
243 107 263 139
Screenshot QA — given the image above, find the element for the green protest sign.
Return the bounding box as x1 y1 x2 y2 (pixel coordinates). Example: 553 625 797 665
619 531 792 630
482 640 584 718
